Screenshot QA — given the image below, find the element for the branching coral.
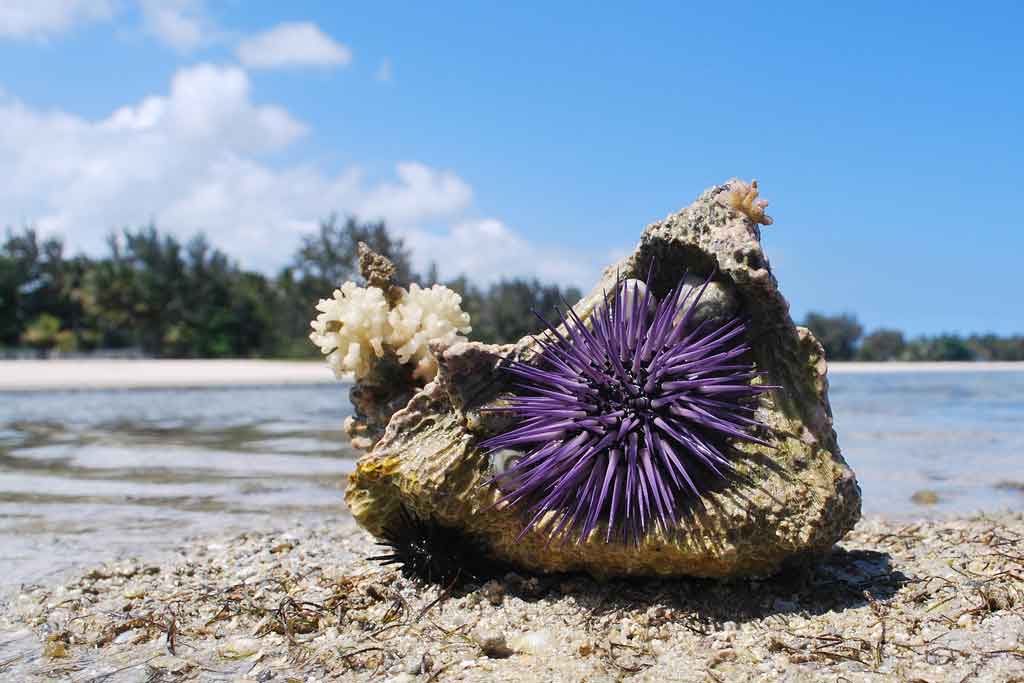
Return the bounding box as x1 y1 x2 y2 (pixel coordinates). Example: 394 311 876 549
309 282 391 379
388 283 472 380
309 281 471 381
719 179 774 226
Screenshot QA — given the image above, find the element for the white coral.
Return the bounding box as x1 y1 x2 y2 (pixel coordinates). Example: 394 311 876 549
388 284 472 380
309 281 472 382
309 282 391 379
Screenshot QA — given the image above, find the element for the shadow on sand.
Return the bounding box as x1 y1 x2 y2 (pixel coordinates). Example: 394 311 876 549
494 544 910 626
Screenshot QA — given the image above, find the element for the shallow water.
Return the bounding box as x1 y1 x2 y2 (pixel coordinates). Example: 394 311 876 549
0 371 1022 586
829 370 1024 518
0 385 356 587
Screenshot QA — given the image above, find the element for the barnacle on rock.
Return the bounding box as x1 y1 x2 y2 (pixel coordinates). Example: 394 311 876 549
719 179 773 226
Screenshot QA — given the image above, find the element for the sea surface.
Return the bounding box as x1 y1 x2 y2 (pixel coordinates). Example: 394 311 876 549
1 370 1023 586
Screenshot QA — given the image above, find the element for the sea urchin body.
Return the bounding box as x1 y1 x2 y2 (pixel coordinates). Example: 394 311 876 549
481 272 776 545
370 505 501 586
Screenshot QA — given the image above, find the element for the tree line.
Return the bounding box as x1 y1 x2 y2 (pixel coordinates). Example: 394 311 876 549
2 220 1020 361
802 312 1024 362
0 217 581 358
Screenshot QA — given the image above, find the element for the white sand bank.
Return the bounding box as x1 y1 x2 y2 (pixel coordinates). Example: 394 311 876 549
828 361 1024 374
1 359 1022 392
0 359 339 392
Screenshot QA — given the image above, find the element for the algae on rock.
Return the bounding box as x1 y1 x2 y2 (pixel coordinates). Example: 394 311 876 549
345 179 861 579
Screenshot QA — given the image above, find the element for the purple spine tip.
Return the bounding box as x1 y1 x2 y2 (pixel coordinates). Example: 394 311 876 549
481 270 777 545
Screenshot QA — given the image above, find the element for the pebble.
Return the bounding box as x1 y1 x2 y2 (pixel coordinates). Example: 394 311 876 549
113 628 141 644
217 637 262 659
149 654 189 672
42 640 67 659
474 630 513 658
509 630 552 655
481 580 505 606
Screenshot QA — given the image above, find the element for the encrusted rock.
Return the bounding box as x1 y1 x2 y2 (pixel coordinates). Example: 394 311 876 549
345 180 861 578
344 351 417 451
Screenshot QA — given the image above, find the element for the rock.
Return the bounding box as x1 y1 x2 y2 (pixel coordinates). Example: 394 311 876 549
345 179 861 579
474 630 513 658
480 580 504 605
42 639 67 659
216 636 262 659
149 655 190 672
509 630 553 655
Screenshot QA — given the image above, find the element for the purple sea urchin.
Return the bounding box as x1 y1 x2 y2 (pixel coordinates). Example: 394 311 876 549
481 271 776 545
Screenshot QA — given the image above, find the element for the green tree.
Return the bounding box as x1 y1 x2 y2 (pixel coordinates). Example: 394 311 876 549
448 277 583 344
277 216 418 356
0 227 81 348
905 335 973 361
20 313 77 353
292 215 415 290
83 226 187 354
966 334 1024 361
803 312 863 361
857 329 906 361
82 227 284 358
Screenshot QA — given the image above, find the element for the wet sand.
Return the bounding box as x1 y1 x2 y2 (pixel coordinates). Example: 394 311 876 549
1 514 1022 682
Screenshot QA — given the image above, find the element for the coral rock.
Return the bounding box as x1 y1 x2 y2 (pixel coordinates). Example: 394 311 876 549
345 181 861 579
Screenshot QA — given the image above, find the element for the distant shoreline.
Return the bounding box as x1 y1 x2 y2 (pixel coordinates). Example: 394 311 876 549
827 361 1024 374
1 359 1022 392
0 359 339 392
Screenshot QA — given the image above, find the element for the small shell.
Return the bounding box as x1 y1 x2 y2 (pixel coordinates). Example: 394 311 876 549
490 448 525 474
672 275 739 327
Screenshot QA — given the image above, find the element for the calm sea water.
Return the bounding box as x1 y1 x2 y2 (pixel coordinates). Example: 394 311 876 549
1 371 1022 585
830 370 1024 517
0 385 356 587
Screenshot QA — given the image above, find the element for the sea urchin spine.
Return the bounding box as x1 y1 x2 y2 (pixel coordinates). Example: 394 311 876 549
370 505 501 586
481 271 776 545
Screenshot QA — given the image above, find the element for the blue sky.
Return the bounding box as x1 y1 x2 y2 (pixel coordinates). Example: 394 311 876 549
0 1 1021 336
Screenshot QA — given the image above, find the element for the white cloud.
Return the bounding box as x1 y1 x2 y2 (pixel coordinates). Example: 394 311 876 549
356 163 471 225
0 0 115 39
237 22 351 69
0 62 599 288
375 58 392 83
0 64 469 272
404 219 602 289
139 0 207 52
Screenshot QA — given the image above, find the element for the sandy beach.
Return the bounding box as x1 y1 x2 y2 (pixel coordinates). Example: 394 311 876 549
828 361 1024 374
1 359 1022 393
1 514 1022 682
0 359 337 392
